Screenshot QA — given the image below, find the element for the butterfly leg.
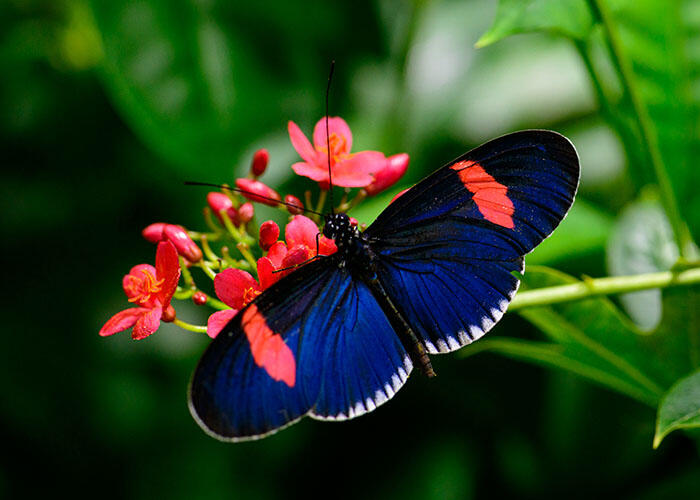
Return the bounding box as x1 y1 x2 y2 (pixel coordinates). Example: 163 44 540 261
364 275 436 378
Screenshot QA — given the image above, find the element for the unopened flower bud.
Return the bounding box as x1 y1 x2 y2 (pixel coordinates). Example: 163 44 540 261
251 148 269 177
349 217 358 227
235 178 281 206
161 304 176 322
284 194 304 215
365 153 410 196
259 221 280 251
163 224 203 262
192 291 208 305
142 222 167 243
207 192 239 225
238 202 255 223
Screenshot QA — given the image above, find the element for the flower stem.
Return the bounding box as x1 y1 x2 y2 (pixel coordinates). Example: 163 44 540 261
510 267 700 310
173 318 208 333
197 261 217 280
591 0 691 257
220 211 258 269
315 189 327 216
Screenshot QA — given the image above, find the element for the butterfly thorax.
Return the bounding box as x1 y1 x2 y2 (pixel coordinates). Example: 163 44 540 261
323 213 372 268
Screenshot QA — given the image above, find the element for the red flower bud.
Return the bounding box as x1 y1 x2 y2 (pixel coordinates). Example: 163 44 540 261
207 192 239 225
284 194 304 215
238 202 255 223
235 178 281 206
161 304 176 322
163 224 203 262
259 220 280 251
142 222 167 243
251 148 269 177
192 291 208 305
365 153 410 196
349 217 358 227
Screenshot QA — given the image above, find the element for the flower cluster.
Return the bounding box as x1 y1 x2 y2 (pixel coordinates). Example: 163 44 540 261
100 117 409 341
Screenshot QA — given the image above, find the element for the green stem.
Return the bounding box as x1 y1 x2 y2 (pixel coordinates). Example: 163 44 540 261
220 211 258 269
510 267 700 310
196 261 217 281
172 318 208 334
592 0 690 257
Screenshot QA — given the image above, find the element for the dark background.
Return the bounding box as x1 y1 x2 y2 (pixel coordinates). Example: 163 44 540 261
2 0 699 498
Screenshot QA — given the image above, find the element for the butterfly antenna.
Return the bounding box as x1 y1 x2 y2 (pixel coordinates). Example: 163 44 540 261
184 181 324 216
326 60 335 215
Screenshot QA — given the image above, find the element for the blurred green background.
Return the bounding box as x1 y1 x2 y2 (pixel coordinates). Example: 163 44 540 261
3 0 700 498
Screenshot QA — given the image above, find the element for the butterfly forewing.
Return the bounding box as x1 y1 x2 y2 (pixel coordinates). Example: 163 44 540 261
366 130 579 353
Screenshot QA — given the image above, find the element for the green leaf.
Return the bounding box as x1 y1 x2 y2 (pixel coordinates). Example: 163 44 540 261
527 199 613 265
607 196 679 330
88 0 277 176
653 369 700 448
476 0 595 48
463 338 660 405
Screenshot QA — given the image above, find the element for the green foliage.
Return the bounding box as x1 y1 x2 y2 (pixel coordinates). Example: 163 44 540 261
607 196 678 330
654 369 700 448
475 0 594 47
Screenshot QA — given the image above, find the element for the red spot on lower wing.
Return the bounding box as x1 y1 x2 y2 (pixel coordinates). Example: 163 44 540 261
242 305 296 387
450 160 514 229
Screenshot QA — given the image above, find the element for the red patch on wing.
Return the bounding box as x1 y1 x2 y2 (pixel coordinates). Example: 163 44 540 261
450 160 514 229
242 305 296 387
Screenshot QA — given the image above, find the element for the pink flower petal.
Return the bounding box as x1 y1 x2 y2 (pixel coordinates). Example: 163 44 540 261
155 241 181 306
132 305 162 340
291 161 328 183
257 257 279 289
266 241 288 268
319 236 338 256
207 309 238 338
313 117 352 152
214 268 261 310
288 121 318 165
286 215 320 250
336 151 386 176
99 307 145 336
366 153 410 195
283 246 311 268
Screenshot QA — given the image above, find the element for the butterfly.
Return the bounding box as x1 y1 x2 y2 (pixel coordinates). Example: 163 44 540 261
189 130 580 441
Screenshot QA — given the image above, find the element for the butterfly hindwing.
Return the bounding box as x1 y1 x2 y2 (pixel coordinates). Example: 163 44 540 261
188 257 411 441
366 130 579 353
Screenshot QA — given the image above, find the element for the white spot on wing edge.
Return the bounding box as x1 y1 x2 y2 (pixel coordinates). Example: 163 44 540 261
309 354 414 422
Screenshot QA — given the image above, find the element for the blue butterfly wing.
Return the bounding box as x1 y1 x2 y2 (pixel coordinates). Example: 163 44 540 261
365 130 579 353
188 257 411 441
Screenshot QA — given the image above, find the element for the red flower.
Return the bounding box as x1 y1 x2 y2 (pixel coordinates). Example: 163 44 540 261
207 269 262 338
288 117 386 188
238 202 255 223
235 178 281 206
257 215 337 289
207 192 239 225
250 148 269 177
365 153 410 196
141 223 203 262
259 220 280 251
100 241 181 340
284 194 304 215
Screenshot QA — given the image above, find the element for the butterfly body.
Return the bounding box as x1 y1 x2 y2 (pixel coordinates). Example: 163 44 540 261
189 130 580 441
